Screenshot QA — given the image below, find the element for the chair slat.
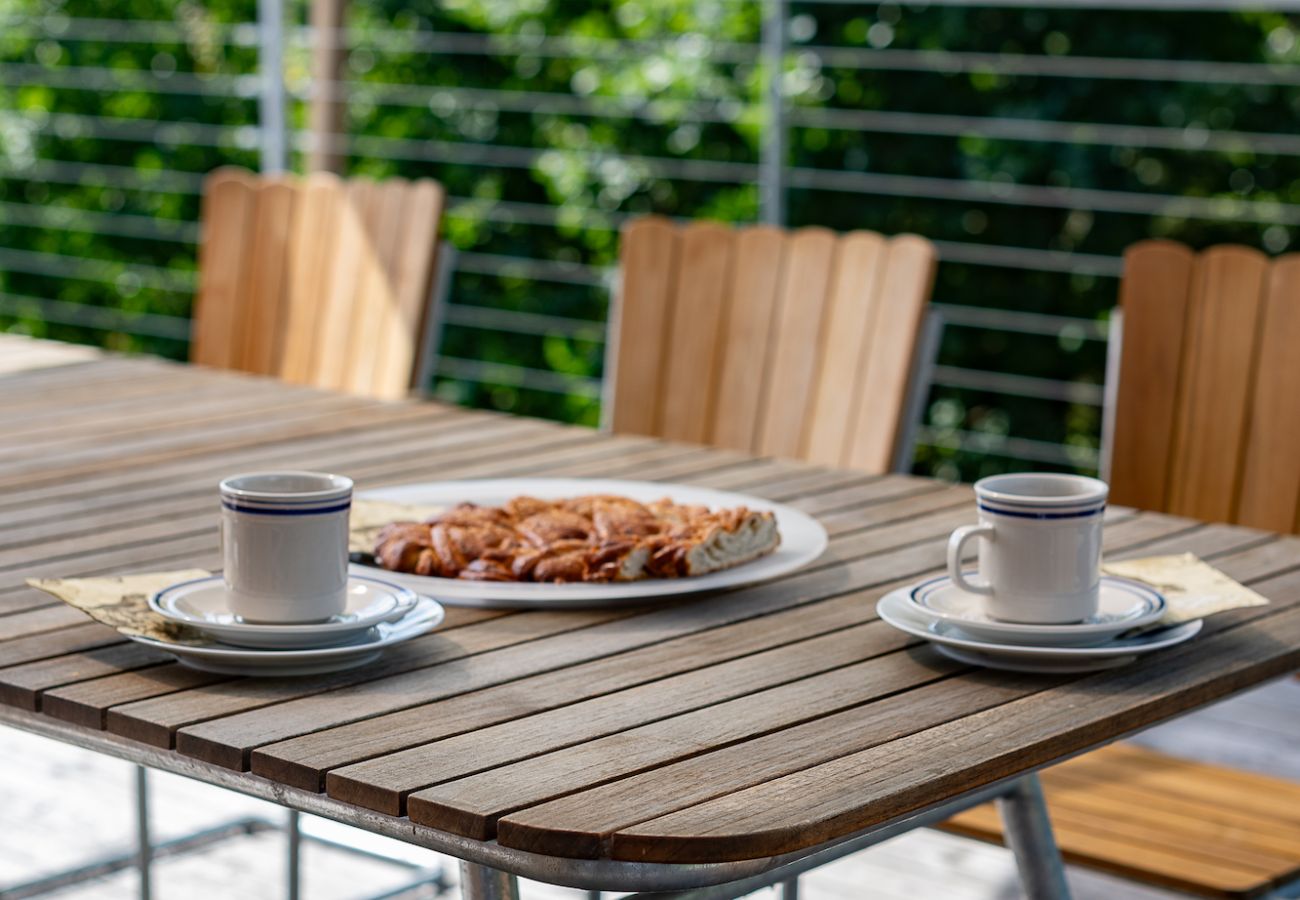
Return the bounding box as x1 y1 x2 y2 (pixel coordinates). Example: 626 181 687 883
191 168 258 369
941 743 1300 898
802 231 887 466
344 178 405 396
238 177 297 375
191 168 445 399
756 228 838 460
846 234 937 472
310 180 372 391
1237 254 1300 531
1167 246 1270 522
610 217 680 436
279 172 343 384
613 219 936 472
1110 240 1197 513
658 222 735 444
374 179 445 398
709 226 787 453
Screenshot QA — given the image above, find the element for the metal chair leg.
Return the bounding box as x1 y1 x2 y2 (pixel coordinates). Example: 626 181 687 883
779 875 800 899
997 774 1071 900
459 860 520 900
287 809 302 900
135 765 153 900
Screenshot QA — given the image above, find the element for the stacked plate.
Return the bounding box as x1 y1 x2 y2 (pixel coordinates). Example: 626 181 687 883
133 573 445 676
878 574 1202 673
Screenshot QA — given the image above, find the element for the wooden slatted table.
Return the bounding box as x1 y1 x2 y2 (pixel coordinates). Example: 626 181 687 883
2 353 1299 899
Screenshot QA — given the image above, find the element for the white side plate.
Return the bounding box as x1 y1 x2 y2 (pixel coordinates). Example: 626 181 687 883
909 574 1166 647
126 596 445 676
877 589 1201 664
353 478 830 608
932 644 1139 674
150 574 418 649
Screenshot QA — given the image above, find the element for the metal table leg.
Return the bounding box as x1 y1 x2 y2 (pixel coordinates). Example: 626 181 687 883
459 860 520 900
135 765 153 900
997 774 1071 900
287 809 302 900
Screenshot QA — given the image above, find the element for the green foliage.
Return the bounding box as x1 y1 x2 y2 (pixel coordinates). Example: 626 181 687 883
1 0 1294 479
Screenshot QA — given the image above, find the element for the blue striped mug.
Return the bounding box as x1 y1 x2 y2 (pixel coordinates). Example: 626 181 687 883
946 473 1109 624
219 471 353 623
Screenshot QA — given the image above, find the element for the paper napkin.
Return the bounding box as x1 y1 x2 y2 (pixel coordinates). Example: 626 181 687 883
1102 553 1269 625
27 570 211 644
347 498 444 553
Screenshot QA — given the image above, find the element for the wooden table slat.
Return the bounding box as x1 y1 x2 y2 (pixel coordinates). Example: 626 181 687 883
454 540 1300 853
249 581 909 791
0 353 1297 874
602 591 1300 863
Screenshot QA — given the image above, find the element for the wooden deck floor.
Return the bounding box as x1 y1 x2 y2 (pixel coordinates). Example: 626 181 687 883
0 676 1295 899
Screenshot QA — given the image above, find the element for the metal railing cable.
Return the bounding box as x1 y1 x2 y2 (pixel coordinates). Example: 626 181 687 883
3 7 1297 474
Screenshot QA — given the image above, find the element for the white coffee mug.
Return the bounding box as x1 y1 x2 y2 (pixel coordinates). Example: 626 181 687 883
946 473 1108 624
219 471 353 623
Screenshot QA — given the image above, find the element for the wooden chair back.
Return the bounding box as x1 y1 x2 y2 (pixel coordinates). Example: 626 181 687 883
191 167 446 399
608 217 938 473
1109 239 1300 532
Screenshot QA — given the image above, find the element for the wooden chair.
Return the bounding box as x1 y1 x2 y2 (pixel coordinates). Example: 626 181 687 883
1104 240 1300 533
607 217 940 474
191 167 447 400
944 239 1300 899
941 743 1300 898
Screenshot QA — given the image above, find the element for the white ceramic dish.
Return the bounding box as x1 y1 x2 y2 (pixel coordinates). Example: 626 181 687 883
931 644 1139 674
126 596 445 676
150 574 418 649
353 478 830 608
909 574 1166 647
876 589 1201 672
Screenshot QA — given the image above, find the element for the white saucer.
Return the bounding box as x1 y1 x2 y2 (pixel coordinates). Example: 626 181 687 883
909 575 1166 646
877 589 1202 673
128 596 445 675
150 575 418 649
932 644 1139 674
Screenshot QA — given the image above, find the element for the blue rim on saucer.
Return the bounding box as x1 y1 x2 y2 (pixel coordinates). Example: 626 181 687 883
150 574 419 649
128 596 446 675
908 574 1166 647
877 589 1201 664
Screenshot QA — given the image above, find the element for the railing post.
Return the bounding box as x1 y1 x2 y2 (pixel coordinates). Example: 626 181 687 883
760 0 788 226
257 0 289 174
308 0 348 172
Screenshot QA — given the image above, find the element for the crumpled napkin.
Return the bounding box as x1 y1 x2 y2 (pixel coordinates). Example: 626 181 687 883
1102 552 1269 625
27 570 212 644
347 498 444 553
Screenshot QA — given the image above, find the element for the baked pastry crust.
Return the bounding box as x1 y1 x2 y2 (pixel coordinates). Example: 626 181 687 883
372 494 780 583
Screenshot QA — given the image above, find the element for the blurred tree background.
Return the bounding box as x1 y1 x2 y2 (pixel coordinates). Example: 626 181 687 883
2 0 1297 480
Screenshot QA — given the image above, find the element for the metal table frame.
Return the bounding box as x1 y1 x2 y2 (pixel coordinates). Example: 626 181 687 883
0 705 1070 899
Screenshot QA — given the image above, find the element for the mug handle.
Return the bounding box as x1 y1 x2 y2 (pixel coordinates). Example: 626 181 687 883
947 523 995 596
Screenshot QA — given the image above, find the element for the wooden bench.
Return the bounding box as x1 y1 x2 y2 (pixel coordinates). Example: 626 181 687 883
940 742 1300 898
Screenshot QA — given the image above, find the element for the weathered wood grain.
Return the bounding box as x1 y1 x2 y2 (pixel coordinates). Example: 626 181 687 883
3 355 1299 871
606 580 1300 863
484 672 1048 854
0 643 169 710
108 608 606 749
176 472 976 769
326 622 930 816
250 579 921 791
42 663 233 730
